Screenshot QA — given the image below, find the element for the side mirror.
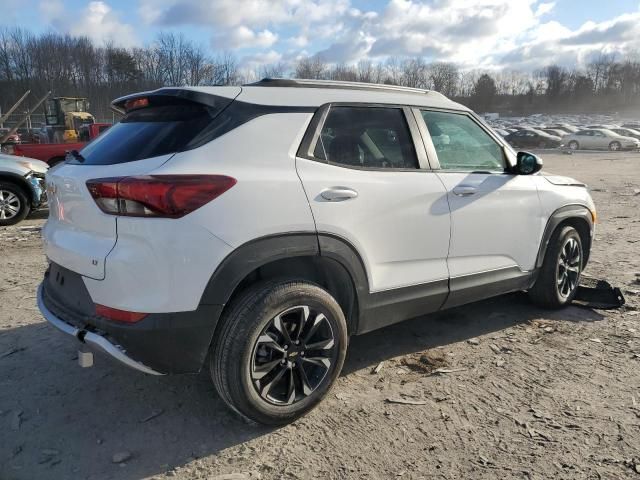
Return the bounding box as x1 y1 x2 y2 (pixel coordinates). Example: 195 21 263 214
516 151 543 175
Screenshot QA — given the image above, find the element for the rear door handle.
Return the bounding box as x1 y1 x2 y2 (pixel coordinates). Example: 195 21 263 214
320 187 358 202
452 185 477 197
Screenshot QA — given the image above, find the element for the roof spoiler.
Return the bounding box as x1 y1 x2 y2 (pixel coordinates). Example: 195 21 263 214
111 87 240 115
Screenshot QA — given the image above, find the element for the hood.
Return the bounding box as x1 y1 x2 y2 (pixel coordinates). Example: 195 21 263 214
23 159 50 174
0 154 50 174
542 173 586 187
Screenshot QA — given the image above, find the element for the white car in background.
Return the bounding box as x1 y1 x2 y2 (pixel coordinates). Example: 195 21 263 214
565 129 640 151
0 153 48 225
38 79 596 425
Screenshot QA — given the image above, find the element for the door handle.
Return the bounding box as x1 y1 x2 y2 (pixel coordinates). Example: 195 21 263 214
320 187 358 202
452 185 477 197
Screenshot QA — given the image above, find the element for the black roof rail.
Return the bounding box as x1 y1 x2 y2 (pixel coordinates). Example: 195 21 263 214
245 78 446 98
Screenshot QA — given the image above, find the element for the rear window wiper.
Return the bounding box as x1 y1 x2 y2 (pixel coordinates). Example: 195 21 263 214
67 149 85 163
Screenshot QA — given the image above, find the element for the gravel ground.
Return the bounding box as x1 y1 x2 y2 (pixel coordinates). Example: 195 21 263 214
1 151 639 480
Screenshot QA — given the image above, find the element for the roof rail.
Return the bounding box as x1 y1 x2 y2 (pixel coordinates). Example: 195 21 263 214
246 78 446 97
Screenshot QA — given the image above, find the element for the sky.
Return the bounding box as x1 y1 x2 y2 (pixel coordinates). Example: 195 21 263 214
1 0 640 72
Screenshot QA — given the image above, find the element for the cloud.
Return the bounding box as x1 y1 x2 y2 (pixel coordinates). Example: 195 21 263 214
311 0 640 70
138 0 351 51
212 26 278 49
535 2 555 17
559 14 640 46
140 0 350 29
41 0 137 47
30 0 640 72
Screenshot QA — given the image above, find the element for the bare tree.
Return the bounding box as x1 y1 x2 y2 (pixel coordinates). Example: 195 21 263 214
400 58 428 89
294 55 326 79
260 62 288 79
428 62 459 96
209 52 239 85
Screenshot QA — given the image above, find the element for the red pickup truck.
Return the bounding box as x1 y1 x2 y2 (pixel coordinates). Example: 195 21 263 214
6 123 111 166
9 142 85 166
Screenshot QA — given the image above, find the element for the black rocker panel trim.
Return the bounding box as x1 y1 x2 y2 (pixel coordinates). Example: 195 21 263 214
359 280 449 334
536 204 593 269
444 266 534 310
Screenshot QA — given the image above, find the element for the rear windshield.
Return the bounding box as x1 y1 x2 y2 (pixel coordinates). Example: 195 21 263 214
75 96 231 165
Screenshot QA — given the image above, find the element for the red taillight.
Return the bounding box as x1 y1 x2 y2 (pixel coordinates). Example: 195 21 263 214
95 304 148 323
86 175 236 218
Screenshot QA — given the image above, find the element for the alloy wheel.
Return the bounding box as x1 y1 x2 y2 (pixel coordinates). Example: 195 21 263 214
557 237 581 298
250 305 337 406
609 141 621 151
0 190 21 220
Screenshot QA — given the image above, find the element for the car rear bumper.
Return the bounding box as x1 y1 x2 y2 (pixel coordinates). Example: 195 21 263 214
38 263 223 374
37 284 164 375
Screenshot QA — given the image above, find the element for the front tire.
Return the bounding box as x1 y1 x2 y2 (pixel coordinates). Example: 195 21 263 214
609 141 621 151
0 182 30 226
210 280 348 425
529 226 583 309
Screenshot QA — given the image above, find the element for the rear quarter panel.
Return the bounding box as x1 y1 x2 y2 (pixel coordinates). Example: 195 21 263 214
149 112 317 247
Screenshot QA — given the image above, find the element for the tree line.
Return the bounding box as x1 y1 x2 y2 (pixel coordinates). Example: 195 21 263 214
1 27 639 123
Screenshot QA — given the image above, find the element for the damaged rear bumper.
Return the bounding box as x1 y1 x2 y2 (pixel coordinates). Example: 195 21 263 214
37 284 164 375
37 262 223 375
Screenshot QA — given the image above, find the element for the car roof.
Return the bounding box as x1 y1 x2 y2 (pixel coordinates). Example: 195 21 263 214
179 78 467 111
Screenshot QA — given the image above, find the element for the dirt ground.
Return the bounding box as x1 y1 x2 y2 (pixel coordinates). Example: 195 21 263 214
1 151 639 480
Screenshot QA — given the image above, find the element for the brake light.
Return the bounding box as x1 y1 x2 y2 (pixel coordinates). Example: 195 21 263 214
95 304 148 323
124 97 149 112
86 175 236 218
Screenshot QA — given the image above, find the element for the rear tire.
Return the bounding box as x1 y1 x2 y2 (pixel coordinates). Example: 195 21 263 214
210 280 348 425
568 141 579 150
529 226 583 309
0 182 30 226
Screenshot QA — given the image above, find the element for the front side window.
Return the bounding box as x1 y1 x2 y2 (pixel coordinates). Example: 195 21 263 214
421 110 505 171
313 106 419 169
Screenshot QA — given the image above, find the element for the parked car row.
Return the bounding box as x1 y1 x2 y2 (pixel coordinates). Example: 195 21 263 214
488 118 640 151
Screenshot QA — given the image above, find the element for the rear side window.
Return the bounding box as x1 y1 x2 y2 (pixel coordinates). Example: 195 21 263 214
312 107 419 170
76 97 230 165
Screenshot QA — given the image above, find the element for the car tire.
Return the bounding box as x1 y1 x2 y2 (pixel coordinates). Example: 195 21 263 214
608 141 621 151
210 280 348 425
568 141 579 150
0 181 30 226
529 226 583 309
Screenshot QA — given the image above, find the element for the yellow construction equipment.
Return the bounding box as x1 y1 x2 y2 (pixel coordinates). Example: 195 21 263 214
44 97 95 143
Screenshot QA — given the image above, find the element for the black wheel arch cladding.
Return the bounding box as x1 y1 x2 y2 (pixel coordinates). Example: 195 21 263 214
535 204 593 269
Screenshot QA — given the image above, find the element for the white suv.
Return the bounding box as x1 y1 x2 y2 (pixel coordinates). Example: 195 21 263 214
38 79 596 425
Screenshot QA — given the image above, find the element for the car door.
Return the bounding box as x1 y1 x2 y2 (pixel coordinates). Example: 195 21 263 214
580 130 596 148
415 108 545 308
296 104 451 326
591 130 607 148
511 131 526 147
526 131 539 147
